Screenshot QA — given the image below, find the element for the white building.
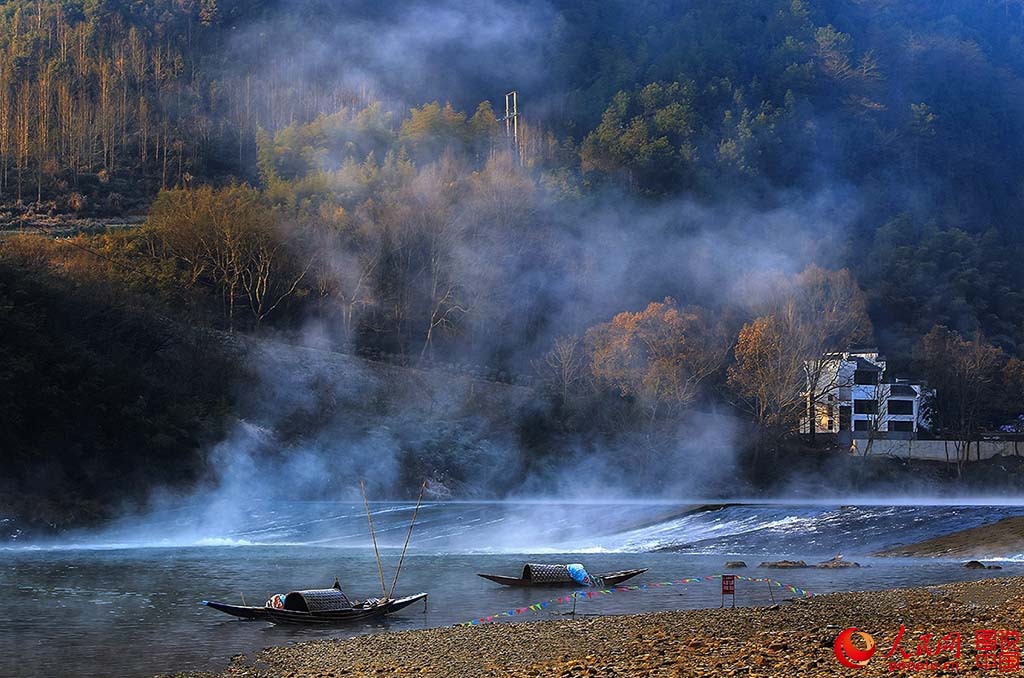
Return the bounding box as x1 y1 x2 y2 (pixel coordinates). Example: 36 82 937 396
801 348 928 439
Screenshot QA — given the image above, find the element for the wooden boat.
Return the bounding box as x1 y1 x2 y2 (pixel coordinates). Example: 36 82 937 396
204 481 430 626
204 588 428 625
264 591 428 625
477 563 648 588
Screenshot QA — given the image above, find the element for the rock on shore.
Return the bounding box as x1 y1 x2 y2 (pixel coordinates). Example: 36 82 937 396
190 576 1024 677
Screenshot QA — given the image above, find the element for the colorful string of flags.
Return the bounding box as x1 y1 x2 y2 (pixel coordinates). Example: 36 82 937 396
457 574 815 627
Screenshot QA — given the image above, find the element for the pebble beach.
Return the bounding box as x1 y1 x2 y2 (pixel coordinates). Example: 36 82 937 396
186 575 1024 677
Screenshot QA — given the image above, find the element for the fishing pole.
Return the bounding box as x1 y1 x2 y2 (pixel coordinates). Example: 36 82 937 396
389 480 426 599
360 479 388 599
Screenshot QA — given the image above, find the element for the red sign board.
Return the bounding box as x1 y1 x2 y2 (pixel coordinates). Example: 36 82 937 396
722 575 736 594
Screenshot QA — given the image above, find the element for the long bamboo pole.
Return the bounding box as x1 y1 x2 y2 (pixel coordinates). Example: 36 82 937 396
360 480 388 599
389 481 426 598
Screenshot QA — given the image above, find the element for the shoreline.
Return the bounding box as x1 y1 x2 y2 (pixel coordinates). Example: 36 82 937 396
187 575 1024 677
877 516 1024 559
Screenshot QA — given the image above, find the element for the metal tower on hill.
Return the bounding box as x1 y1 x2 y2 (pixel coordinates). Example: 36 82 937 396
499 90 520 164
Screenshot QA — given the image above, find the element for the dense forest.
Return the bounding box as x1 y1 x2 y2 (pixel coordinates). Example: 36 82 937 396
5 0 1024 530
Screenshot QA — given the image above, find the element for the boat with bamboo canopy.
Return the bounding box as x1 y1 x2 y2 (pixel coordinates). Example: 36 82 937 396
202 481 428 625
477 563 648 588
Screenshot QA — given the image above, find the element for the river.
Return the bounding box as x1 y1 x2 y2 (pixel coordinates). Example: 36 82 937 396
4 501 1024 677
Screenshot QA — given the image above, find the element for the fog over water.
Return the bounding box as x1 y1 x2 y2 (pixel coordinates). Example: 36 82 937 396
169 0 871 510
13 500 1024 556
44 0 902 520
6 501 1024 678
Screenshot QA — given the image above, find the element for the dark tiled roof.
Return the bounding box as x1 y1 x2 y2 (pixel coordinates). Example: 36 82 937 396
890 384 917 397
853 357 883 371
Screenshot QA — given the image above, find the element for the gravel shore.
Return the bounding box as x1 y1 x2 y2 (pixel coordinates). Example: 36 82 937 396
187 576 1024 677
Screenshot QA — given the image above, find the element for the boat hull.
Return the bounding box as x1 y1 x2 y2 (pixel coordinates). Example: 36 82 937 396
265 593 429 625
203 593 428 625
202 600 272 620
476 568 648 588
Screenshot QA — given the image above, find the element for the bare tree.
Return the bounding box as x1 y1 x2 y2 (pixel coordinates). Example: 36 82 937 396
148 184 311 329
730 264 873 455
389 154 473 358
790 266 874 443
239 218 313 328
537 334 588 408
854 370 890 458
304 206 382 340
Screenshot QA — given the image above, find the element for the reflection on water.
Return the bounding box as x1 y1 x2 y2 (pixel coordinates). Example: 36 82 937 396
3 502 1023 678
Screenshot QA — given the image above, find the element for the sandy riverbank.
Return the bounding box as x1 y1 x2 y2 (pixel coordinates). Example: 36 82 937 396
183 576 1024 677
877 516 1024 559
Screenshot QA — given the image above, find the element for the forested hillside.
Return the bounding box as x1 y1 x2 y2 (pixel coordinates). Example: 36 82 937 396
5 1 1024 225
5 0 1024 529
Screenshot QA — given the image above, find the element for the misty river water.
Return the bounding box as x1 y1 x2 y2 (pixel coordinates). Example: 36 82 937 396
5 501 1024 677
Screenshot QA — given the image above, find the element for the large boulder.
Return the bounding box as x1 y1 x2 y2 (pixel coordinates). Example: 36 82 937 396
816 554 860 569
724 561 747 568
758 560 809 568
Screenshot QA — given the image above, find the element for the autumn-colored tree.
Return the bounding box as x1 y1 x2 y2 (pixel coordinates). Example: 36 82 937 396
728 314 809 453
729 266 873 450
586 299 728 424
399 102 470 160
915 326 1006 472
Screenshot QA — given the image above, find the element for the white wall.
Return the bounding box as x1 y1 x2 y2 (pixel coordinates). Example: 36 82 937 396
856 438 1024 462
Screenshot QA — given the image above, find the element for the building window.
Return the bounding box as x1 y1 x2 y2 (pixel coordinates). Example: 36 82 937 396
854 420 870 431
854 370 877 385
839 406 851 431
854 399 878 414
890 421 914 432
888 400 914 415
